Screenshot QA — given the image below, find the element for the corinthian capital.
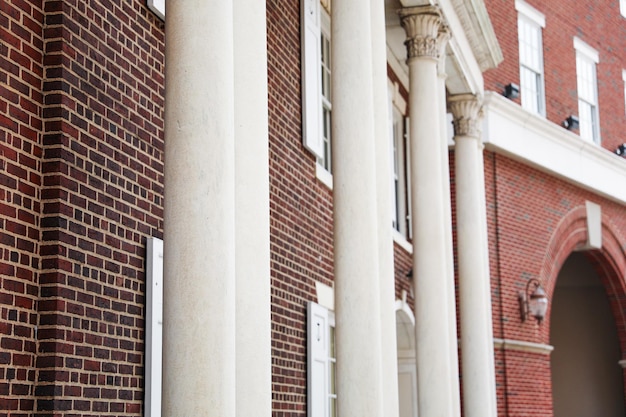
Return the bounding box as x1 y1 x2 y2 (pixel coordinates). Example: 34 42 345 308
448 94 483 138
398 7 442 61
437 26 451 76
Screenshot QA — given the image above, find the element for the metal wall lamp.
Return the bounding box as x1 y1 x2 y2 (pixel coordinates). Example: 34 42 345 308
563 115 579 131
503 83 520 99
518 278 549 324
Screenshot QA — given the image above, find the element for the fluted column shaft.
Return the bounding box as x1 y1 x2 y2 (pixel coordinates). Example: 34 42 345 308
163 1 235 416
399 7 454 417
332 1 384 416
450 94 497 417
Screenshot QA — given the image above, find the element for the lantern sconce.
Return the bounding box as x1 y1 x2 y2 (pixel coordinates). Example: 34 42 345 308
563 115 579 131
503 83 520 99
518 278 549 324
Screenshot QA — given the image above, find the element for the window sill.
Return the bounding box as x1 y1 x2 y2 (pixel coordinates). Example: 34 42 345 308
316 163 333 190
392 229 413 254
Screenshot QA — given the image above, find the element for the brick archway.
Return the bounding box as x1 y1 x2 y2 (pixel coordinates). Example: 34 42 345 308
539 205 626 350
541 204 626 416
539 204 626 417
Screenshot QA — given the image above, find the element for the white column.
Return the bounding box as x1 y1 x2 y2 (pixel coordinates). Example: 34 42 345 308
399 7 454 417
162 2 235 416
477 121 498 417
371 0 400 415
437 29 462 417
450 94 497 417
332 1 384 416
234 0 271 416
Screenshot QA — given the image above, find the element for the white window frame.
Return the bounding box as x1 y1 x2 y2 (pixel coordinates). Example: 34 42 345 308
621 0 626 18
301 0 333 188
147 0 165 20
317 10 333 186
145 237 164 417
515 0 546 116
622 70 626 115
388 81 412 245
308 301 336 417
574 37 600 144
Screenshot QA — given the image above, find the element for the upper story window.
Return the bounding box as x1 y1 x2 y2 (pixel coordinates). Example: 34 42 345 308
389 82 412 242
319 13 332 176
574 37 600 144
621 0 626 17
515 0 546 115
302 0 333 187
622 70 626 115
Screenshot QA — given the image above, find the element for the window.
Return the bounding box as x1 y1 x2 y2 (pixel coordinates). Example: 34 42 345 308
308 301 337 417
302 0 333 186
319 14 332 175
574 37 600 143
622 70 626 115
621 0 626 18
145 237 164 417
389 82 412 241
516 0 545 115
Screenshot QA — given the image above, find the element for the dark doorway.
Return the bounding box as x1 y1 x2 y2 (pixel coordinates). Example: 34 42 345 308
550 252 625 416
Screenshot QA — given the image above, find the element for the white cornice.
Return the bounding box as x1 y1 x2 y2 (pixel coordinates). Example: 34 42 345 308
493 338 554 355
447 0 503 72
482 92 626 205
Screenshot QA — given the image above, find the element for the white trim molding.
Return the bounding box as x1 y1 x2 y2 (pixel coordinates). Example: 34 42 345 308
515 0 545 27
482 92 626 205
573 37 599 64
393 230 414 254
584 200 602 249
493 338 554 355
622 69 626 116
315 281 335 311
395 291 416 326
147 0 165 20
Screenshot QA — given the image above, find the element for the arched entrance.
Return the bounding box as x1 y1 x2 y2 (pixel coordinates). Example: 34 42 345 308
550 252 625 416
396 297 417 417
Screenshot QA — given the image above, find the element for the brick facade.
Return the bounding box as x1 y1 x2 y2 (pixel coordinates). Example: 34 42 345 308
483 0 626 153
0 0 624 416
2 1 164 415
267 0 332 413
481 1 626 414
483 153 626 416
1 0 45 415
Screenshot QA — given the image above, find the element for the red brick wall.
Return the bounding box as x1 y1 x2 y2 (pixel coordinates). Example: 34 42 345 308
482 1 626 414
36 0 165 414
1 0 166 415
267 1 334 414
1 0 45 415
483 0 626 154
2 1 623 417
484 152 626 416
